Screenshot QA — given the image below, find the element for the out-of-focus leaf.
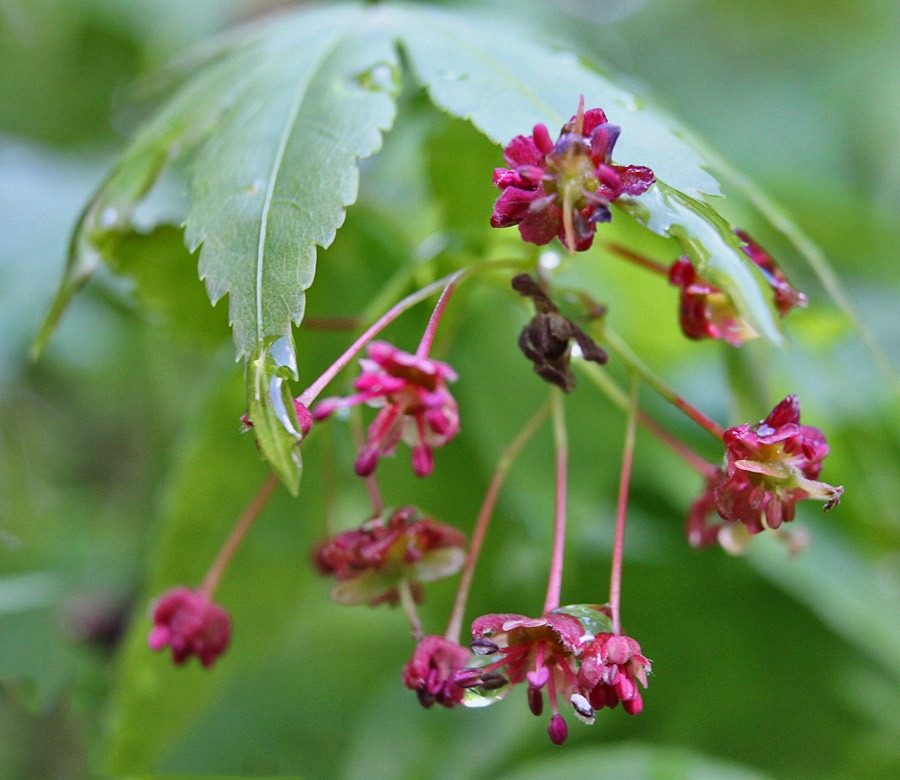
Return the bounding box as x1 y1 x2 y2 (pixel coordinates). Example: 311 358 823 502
493 743 776 780
105 226 230 349
745 529 900 682
33 33 270 357
102 370 309 773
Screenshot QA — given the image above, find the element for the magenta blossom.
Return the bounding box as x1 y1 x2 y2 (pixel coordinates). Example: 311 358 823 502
147 587 231 668
491 100 654 253
669 231 808 346
403 635 471 708
577 633 651 715
454 606 629 744
686 470 811 555
313 506 467 607
313 341 459 477
715 395 843 534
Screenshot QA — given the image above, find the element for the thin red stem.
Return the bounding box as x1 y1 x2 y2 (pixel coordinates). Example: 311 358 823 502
577 362 720 479
543 390 568 614
602 241 670 277
416 278 458 358
609 375 639 635
200 472 279 597
602 328 726 440
296 272 462 408
398 579 424 642
444 398 552 643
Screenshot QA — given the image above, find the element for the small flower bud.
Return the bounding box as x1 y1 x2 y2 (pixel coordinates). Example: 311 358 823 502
548 713 568 745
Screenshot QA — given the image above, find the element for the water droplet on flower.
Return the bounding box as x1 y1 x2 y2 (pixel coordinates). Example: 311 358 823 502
461 685 509 709
551 604 614 639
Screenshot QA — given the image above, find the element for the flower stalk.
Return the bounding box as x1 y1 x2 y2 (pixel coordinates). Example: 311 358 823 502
609 374 639 635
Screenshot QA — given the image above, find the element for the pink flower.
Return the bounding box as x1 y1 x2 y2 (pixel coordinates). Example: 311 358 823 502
147 587 231 668
455 606 620 744
313 341 459 477
669 231 808 347
577 633 651 715
402 635 471 708
491 100 654 253
715 395 843 534
313 506 467 607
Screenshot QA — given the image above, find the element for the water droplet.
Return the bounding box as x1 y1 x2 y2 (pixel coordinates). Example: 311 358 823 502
266 377 299 440
461 684 510 709
552 604 614 640
99 207 119 229
269 335 298 376
353 62 398 93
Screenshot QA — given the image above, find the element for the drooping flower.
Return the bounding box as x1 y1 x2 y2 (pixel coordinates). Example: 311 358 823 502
685 469 810 554
313 341 459 477
313 506 467 607
454 605 621 744
669 231 808 346
511 273 607 391
577 633 651 715
735 229 808 316
491 100 654 253
403 635 471 708
147 587 231 668
715 395 843 534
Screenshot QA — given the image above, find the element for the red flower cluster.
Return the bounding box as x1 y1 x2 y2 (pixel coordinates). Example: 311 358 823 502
688 396 842 550
669 231 807 346
314 341 459 478
313 506 467 606
453 608 650 744
147 587 231 668
491 102 654 252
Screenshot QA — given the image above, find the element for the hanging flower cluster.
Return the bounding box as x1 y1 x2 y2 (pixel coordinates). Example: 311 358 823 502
313 506 466 606
144 100 841 751
314 341 459 478
453 608 650 743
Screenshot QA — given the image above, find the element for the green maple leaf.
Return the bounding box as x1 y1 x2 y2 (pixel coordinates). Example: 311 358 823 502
36 1 803 491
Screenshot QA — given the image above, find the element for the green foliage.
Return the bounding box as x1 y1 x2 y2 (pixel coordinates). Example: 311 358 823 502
3 1 899 779
36 0 802 488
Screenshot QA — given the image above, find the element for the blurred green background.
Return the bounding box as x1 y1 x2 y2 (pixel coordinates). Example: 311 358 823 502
0 1 897 778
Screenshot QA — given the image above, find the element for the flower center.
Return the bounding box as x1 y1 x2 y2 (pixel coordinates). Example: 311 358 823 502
543 135 597 211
